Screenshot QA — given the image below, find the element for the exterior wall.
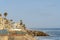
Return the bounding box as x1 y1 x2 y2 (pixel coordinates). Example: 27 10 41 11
0 36 8 40
8 36 25 40
0 34 35 40
14 36 24 40
0 17 4 29
0 36 25 40
8 36 23 40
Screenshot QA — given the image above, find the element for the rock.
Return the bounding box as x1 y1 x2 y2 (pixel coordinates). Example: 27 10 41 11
26 30 49 36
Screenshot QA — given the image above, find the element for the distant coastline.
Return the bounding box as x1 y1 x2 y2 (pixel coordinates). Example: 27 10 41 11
30 28 60 30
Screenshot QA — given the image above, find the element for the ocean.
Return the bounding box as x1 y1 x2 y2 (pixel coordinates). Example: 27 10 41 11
30 28 60 40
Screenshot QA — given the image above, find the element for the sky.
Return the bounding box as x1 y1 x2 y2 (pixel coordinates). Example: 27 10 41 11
0 0 60 28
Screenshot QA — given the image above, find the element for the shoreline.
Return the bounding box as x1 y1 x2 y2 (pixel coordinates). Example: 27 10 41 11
26 29 49 36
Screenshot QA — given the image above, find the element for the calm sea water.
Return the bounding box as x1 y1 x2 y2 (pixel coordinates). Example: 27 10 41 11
30 28 60 40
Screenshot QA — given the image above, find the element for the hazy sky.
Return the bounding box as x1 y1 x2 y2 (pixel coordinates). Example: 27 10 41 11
0 0 60 28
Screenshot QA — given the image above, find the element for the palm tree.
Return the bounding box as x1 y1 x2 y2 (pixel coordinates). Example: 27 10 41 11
20 20 23 25
10 19 13 22
0 14 2 17
10 19 13 24
22 24 26 29
4 12 8 18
